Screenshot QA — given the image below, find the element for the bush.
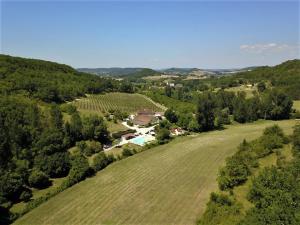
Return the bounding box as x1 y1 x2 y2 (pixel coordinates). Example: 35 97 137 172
19 189 32 202
0 172 24 202
258 125 287 155
92 152 115 171
76 140 102 157
127 120 134 126
198 193 242 225
156 128 170 144
60 104 77 114
218 157 250 190
292 124 300 152
122 148 136 158
34 152 70 178
66 154 91 186
28 169 51 189
89 141 103 153
165 108 178 123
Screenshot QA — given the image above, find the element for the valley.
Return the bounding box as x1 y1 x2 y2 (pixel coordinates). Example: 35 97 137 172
13 120 296 225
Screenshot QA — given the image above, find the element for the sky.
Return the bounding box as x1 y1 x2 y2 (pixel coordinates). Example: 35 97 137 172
1 0 299 69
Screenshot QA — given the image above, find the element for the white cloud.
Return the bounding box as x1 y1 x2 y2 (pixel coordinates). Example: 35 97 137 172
240 43 299 54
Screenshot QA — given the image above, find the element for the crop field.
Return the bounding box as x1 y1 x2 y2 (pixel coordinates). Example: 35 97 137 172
73 92 166 114
14 120 296 225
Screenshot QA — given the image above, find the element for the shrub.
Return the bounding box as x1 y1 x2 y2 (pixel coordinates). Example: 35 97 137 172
165 108 178 123
0 172 24 202
292 124 300 152
258 125 287 156
34 152 70 178
66 154 91 186
19 189 32 202
122 148 136 158
156 128 170 144
127 120 134 126
28 169 51 189
198 193 242 225
89 140 103 153
60 104 77 114
92 152 115 171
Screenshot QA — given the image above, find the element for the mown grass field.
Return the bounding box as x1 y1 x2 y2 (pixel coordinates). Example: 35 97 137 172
73 92 166 115
14 120 296 225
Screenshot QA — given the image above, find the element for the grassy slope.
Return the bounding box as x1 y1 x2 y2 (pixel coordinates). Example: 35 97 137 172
14 120 296 225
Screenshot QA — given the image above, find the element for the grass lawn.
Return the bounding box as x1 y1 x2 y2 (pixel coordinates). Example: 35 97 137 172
105 143 142 158
107 121 128 133
14 120 296 225
223 85 257 98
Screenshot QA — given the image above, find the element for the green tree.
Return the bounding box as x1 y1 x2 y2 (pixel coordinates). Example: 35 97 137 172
165 85 172 97
156 128 170 144
34 152 70 178
92 152 114 171
68 112 83 143
262 89 293 120
233 92 248 123
28 169 51 189
257 82 266 93
67 154 91 186
50 104 63 130
164 108 178 123
196 92 216 131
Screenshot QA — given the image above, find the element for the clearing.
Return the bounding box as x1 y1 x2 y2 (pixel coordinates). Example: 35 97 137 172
294 100 300 111
14 120 296 225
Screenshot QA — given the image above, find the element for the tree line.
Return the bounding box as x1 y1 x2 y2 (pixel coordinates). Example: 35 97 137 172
163 88 293 132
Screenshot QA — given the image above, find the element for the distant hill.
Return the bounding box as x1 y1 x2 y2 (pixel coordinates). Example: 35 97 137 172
77 67 145 76
78 67 256 77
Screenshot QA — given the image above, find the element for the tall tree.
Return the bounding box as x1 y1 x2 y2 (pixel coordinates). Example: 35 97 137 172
196 92 216 131
50 104 63 130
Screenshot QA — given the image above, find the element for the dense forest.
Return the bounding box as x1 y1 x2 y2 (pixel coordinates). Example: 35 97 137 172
0 54 122 103
0 55 131 224
147 87 293 133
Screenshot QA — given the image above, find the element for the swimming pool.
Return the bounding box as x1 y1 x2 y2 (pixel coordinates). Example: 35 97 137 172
130 136 146 146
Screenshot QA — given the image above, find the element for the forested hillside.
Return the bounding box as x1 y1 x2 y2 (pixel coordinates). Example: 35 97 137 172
216 60 300 99
0 55 119 102
0 55 125 224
